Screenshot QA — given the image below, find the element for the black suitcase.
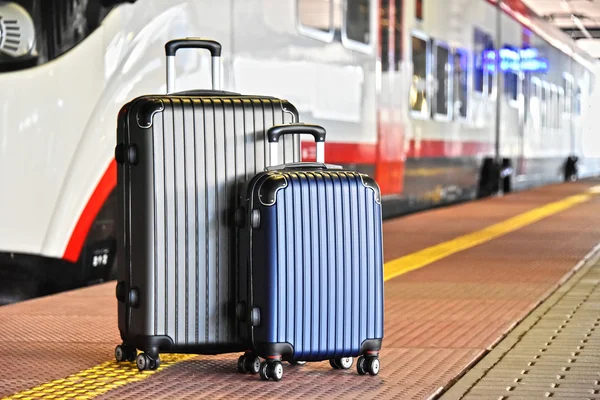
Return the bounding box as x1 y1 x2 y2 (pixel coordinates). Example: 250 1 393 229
114 38 300 371
236 124 384 381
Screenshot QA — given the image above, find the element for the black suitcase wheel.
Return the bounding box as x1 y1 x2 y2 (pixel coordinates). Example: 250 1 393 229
136 353 160 371
115 345 125 362
237 355 246 373
136 353 148 371
115 344 136 363
329 358 340 369
244 355 261 374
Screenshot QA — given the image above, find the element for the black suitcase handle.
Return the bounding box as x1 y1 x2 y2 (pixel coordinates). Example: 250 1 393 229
267 123 326 143
165 38 222 57
165 38 222 92
267 123 326 166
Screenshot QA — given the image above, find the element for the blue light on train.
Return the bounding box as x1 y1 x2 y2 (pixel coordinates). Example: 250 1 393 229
482 48 548 73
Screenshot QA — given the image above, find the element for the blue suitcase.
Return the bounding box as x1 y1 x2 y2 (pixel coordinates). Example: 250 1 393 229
235 124 384 381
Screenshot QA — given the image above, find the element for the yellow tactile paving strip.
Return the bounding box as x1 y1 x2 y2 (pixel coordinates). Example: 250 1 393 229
5 355 195 400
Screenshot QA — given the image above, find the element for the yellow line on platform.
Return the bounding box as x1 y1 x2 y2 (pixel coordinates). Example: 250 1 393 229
383 193 592 281
2 355 195 400
3 189 595 399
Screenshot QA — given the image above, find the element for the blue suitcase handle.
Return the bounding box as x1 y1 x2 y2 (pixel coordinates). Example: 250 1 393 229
267 123 327 165
266 162 343 171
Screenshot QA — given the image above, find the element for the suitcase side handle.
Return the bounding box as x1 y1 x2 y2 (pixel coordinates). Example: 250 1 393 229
165 38 222 93
267 123 326 166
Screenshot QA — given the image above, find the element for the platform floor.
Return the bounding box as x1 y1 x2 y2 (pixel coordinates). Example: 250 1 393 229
442 252 600 399
1 180 600 399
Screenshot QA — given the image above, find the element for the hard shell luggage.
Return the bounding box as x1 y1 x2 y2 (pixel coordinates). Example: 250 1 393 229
114 38 300 371
235 124 384 381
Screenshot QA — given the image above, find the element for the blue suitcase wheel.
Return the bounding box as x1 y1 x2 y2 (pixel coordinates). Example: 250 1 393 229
259 362 270 381
259 361 283 381
356 356 367 375
289 360 307 366
337 357 353 369
367 357 380 376
357 356 380 376
330 357 352 370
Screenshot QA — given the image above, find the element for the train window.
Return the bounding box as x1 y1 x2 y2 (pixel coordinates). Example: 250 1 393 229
0 0 122 72
550 85 558 129
416 0 423 20
297 0 334 41
344 0 371 45
453 49 468 119
473 28 494 96
558 87 564 129
410 33 430 117
530 78 542 129
504 72 518 102
563 74 573 114
574 85 582 115
434 42 450 118
541 83 548 129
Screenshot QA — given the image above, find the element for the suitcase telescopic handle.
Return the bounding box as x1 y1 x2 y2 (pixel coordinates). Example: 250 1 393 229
165 38 222 93
267 123 326 166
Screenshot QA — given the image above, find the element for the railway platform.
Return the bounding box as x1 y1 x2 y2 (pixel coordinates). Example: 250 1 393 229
1 179 600 399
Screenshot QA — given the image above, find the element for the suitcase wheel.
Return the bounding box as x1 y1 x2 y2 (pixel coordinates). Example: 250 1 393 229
114 344 136 363
259 360 283 382
237 354 261 374
288 360 307 366
330 357 353 370
136 352 161 372
356 356 380 376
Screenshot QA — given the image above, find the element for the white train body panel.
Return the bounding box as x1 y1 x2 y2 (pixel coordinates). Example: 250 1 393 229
0 0 598 268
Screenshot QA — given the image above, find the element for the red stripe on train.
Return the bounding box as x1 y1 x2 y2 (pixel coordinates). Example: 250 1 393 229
301 139 492 162
62 160 117 263
63 138 492 262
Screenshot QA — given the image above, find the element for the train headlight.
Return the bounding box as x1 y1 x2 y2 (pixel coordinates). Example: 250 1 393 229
0 1 36 58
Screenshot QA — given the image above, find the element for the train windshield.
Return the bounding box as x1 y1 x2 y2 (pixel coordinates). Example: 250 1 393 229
0 0 129 73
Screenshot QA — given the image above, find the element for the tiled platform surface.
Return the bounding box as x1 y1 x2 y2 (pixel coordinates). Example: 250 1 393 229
1 180 599 399
441 248 600 400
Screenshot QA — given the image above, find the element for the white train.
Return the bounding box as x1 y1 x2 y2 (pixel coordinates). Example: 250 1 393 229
0 0 598 304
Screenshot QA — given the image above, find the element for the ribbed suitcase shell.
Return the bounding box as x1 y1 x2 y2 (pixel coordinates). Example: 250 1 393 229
238 169 384 360
116 94 299 354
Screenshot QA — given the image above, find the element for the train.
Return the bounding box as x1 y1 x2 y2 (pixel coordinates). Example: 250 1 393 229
0 0 599 304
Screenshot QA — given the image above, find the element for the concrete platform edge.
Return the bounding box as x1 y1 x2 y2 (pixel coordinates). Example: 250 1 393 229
433 241 600 400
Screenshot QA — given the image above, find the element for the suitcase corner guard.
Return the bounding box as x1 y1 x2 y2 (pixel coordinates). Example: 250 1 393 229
135 98 165 129
358 174 382 204
258 173 288 206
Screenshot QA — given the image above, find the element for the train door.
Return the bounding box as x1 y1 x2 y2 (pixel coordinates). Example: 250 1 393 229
376 0 406 197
